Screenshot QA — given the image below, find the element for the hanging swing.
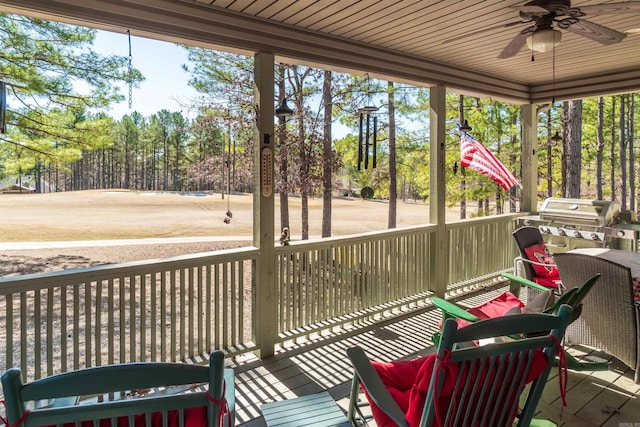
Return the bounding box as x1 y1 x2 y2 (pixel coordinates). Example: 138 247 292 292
223 132 233 224
126 30 133 109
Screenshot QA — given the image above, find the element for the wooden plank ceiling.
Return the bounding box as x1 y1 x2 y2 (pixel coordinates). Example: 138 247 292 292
1 0 640 104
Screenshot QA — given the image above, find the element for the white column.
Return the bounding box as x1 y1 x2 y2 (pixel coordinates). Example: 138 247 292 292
429 85 448 297
253 52 276 358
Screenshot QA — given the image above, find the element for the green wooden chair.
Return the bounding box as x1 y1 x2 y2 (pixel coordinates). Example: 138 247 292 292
431 273 609 371
347 305 573 427
1 350 234 427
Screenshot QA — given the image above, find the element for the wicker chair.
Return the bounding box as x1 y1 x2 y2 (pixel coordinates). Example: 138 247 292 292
554 250 640 384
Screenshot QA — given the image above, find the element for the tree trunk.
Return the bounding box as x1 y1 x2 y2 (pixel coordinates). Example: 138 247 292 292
620 95 627 210
561 102 567 197
564 100 582 199
321 70 332 237
596 97 604 200
277 65 290 233
546 111 553 197
458 95 466 219
630 94 636 212
611 96 616 200
388 81 397 228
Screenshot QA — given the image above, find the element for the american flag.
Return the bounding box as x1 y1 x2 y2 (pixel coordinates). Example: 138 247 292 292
460 132 518 191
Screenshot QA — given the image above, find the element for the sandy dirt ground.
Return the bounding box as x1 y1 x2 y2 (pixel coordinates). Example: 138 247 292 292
0 189 463 277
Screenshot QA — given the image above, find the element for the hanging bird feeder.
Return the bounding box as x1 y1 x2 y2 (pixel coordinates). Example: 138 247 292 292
357 105 379 170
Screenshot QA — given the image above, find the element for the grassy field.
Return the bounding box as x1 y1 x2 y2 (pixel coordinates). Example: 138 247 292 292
0 189 463 242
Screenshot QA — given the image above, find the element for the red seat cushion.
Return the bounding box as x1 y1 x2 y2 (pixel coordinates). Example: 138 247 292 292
458 291 524 328
366 349 549 427
633 277 640 304
533 276 561 289
523 242 559 278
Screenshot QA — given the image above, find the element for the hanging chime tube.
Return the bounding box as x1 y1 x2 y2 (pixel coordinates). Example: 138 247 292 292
358 112 363 170
372 115 377 169
364 112 370 169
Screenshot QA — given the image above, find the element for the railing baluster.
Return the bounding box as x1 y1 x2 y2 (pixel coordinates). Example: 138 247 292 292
34 289 41 379
95 280 103 366
60 285 67 372
108 278 115 365
230 262 237 347
150 273 157 361
140 275 147 361
20 292 27 377
187 267 194 357
197 266 204 356
222 264 229 348
85 281 92 368
119 276 126 364
170 269 177 363
160 272 166 362
73 284 80 370
238 261 246 344
46 288 53 376
214 264 220 351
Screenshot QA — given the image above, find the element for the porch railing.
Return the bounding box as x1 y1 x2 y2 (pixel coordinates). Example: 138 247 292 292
0 247 258 381
0 213 521 382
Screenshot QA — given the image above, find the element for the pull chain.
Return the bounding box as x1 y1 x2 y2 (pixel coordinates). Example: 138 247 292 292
127 29 133 109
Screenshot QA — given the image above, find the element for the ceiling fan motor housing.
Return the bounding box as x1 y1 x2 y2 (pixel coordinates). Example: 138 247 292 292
520 0 571 19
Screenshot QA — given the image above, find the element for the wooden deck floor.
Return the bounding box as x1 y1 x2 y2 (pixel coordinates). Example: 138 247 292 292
230 286 640 427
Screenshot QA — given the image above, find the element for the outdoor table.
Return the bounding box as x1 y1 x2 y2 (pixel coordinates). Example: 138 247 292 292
567 248 640 303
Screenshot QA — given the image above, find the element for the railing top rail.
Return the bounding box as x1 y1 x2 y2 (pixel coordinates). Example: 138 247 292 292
445 212 525 230
0 245 259 292
276 223 438 253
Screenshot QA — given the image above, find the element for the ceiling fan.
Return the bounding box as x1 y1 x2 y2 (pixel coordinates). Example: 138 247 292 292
445 0 640 58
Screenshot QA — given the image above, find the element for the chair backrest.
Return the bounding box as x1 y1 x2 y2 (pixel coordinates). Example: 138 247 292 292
421 305 573 427
512 226 545 281
1 351 234 427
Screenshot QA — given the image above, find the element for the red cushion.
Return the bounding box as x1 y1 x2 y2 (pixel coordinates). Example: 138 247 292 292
523 243 559 278
533 276 561 289
366 349 549 427
457 291 524 328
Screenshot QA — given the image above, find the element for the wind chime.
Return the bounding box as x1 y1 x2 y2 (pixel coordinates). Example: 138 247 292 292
357 105 379 170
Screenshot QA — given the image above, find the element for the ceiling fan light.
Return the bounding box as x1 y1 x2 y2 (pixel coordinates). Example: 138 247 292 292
526 29 562 53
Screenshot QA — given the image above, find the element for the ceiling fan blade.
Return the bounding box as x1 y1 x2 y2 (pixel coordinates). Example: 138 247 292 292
563 18 627 45
443 20 525 44
572 2 640 15
497 27 533 58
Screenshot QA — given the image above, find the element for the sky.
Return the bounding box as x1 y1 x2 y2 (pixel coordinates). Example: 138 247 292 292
92 30 200 119
90 29 354 137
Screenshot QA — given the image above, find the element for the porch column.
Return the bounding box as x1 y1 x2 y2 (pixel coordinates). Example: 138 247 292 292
520 104 538 212
429 85 448 297
253 52 276 358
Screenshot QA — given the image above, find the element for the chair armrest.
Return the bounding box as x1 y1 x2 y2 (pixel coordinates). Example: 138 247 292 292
501 272 550 292
346 347 409 427
431 297 480 322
